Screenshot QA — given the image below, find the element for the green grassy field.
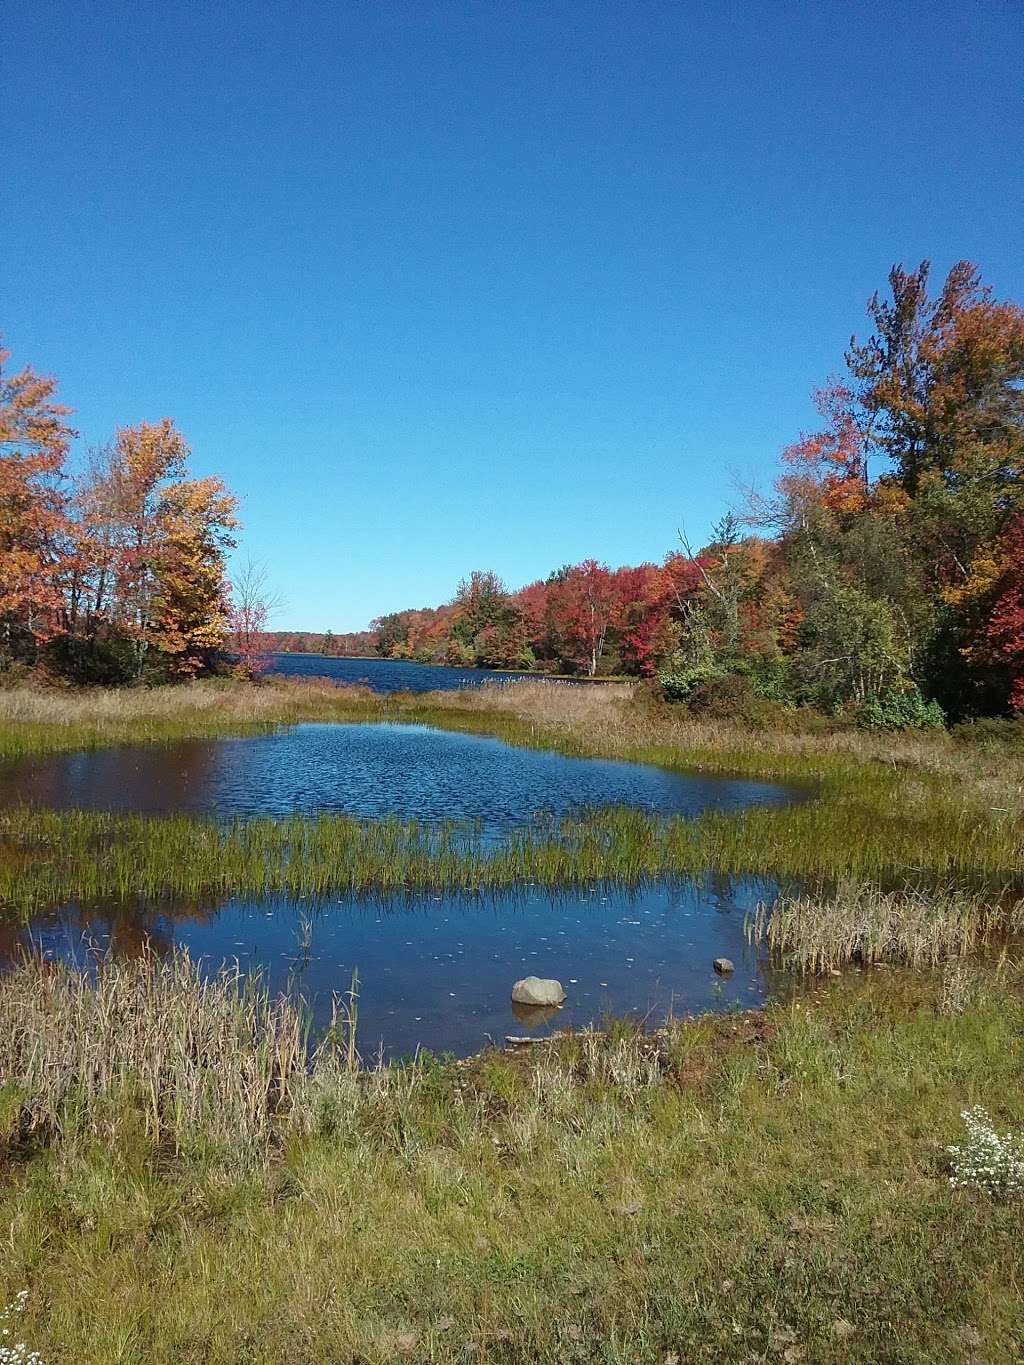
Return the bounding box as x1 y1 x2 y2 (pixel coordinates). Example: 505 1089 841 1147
0 958 1022 1363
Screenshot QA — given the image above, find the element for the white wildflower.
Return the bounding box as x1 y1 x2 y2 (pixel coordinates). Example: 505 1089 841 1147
947 1106 1024 1200
0 1287 44 1365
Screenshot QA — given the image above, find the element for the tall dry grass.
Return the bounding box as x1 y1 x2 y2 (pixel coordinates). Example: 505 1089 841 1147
0 949 362 1155
747 879 1024 972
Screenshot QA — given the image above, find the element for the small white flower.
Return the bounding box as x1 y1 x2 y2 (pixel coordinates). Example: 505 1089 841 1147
948 1106 1024 1200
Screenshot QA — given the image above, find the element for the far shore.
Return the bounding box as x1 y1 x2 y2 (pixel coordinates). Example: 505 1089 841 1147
269 651 627 682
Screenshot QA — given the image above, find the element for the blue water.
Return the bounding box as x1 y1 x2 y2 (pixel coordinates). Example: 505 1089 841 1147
15 877 785 1059
0 721 799 831
267 652 536 691
0 713 807 1056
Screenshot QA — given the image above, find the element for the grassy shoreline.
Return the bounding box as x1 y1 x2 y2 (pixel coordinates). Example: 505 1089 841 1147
2 681 1024 1360
1 953 1022 1362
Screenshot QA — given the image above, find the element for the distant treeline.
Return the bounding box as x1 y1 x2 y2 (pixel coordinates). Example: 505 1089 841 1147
363 260 1024 722
264 631 377 657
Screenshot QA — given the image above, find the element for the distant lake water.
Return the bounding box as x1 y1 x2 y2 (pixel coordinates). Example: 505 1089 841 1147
267 652 536 692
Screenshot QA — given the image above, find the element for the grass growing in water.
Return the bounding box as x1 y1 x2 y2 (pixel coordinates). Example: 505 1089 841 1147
0 953 1022 1361
0 791 1021 912
748 878 1024 973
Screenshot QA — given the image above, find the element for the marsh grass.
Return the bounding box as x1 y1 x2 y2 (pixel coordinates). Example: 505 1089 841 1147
2 958 1024 1361
0 781 1020 912
0 950 314 1156
0 679 1021 902
748 879 1024 973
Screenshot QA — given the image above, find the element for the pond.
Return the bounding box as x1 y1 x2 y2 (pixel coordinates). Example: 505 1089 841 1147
267 652 535 691
0 722 808 1057
0 721 799 832
10 877 788 1059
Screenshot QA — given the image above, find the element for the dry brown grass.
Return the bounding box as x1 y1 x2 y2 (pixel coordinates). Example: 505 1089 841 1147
0 949 329 1155
747 879 1024 973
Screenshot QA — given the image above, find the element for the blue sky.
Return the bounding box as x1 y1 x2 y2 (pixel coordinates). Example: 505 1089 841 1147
4 1 1022 630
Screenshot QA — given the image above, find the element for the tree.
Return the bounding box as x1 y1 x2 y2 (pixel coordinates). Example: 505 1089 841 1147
545 560 618 676
778 382 868 515
147 475 238 674
0 342 75 663
847 260 1024 578
229 560 279 676
80 419 238 677
450 571 530 667
976 516 1024 712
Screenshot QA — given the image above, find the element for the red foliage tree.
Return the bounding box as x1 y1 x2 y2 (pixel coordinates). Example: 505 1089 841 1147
982 516 1024 711
0 343 75 658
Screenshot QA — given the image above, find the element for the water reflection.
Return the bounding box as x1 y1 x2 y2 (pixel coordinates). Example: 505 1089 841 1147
11 876 788 1059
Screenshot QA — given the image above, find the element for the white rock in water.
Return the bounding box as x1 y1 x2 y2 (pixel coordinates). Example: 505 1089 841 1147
511 976 566 1007
713 957 735 975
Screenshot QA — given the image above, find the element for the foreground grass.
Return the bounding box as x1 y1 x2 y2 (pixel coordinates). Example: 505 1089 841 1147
1 954 1022 1362
0 679 1022 905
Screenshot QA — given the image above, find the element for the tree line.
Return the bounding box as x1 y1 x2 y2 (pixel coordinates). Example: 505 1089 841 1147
366 261 1024 721
3 257 1022 716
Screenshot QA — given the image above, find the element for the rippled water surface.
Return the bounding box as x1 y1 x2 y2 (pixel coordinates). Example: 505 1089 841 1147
0 715 809 1055
0 721 800 831
14 877 786 1058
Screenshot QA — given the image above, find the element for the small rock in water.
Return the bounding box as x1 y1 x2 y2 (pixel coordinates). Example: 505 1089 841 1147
511 976 567 1007
713 957 735 975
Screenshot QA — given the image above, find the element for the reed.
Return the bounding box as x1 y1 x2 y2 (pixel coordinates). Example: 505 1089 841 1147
747 879 1024 973
0 781 1020 912
0 949 315 1155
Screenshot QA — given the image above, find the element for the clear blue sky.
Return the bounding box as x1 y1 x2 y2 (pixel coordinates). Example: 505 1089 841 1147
4 1 1022 630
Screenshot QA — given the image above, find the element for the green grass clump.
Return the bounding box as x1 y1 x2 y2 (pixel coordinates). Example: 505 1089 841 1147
1 958 1023 1361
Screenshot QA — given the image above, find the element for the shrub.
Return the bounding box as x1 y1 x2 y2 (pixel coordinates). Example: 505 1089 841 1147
734 653 792 703
683 673 790 729
858 687 945 731
656 657 722 703
950 716 1024 754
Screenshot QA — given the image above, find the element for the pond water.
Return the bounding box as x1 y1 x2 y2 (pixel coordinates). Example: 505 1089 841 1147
0 721 809 1056
0 721 798 831
10 877 787 1059
267 652 535 691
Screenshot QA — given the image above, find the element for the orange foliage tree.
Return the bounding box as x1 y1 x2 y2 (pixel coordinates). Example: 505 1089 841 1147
0 343 75 661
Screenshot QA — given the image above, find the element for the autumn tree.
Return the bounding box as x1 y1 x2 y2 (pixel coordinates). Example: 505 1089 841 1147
229 560 279 675
543 561 619 676
0 343 75 663
450 571 532 668
847 260 1024 584
147 475 237 673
